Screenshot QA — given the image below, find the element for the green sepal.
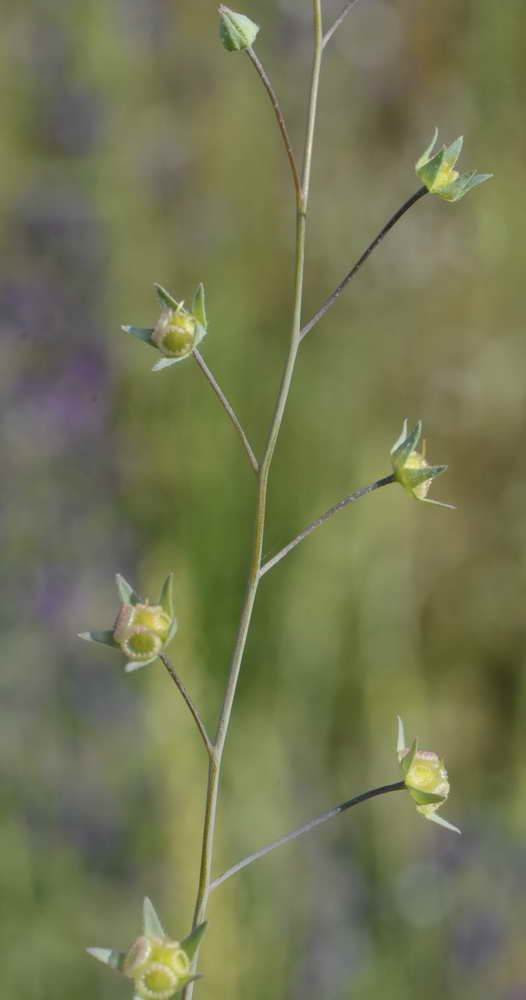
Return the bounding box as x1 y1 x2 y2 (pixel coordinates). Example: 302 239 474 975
415 128 438 172
78 629 119 648
152 356 185 372
417 147 445 191
159 572 174 618
86 947 124 971
154 283 180 310
116 573 140 605
438 171 493 203
396 716 406 757
121 326 156 347
180 922 207 962
143 897 165 937
407 787 446 806
425 811 461 834
219 6 260 51
443 135 464 169
400 738 418 775
420 496 456 510
391 420 422 467
125 657 157 673
403 464 447 489
191 283 207 330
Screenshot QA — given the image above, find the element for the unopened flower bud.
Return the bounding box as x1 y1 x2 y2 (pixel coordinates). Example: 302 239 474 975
415 129 492 202
396 717 460 833
152 305 197 360
114 601 173 664
390 419 454 509
219 6 260 51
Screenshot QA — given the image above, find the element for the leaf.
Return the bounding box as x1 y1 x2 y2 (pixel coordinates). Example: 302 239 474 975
86 947 124 971
154 283 179 310
78 630 118 648
180 922 207 962
116 574 140 605
191 283 207 329
121 326 156 347
407 787 446 806
143 897 165 937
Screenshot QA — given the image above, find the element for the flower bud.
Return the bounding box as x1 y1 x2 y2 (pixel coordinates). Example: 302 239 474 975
219 6 260 51
390 420 454 509
124 935 191 1000
152 305 197 360
416 129 492 202
113 601 173 664
396 717 460 834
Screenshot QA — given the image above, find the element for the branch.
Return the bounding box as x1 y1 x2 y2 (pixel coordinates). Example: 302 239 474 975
192 348 259 474
300 186 428 342
260 473 394 576
210 781 405 890
245 47 302 201
323 0 363 50
160 654 214 759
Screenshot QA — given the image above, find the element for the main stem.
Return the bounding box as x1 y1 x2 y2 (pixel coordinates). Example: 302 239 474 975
183 5 323 995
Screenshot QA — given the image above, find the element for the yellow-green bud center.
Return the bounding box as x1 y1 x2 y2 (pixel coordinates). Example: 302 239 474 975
136 961 177 1000
121 626 162 661
153 307 196 358
404 750 450 817
430 163 459 192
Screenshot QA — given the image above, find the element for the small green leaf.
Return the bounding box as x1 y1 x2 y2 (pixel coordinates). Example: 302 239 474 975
159 573 174 618
86 947 124 971
181 922 207 963
143 897 165 937
154 283 179 310
191 283 207 330
78 630 118 648
116 574 140 605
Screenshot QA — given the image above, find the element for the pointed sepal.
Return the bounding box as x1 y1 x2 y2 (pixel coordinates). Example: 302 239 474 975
180 922 207 963
191 284 207 330
425 811 461 835
116 573 140 606
121 326 156 347
143 897 165 938
86 947 124 971
154 283 180 310
78 629 119 648
219 6 260 51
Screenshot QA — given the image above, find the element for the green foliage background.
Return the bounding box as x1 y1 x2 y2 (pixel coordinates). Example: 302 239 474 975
1 1 525 998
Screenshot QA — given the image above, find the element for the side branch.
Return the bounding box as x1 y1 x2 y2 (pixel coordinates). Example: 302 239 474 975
323 0 363 49
260 473 394 576
160 654 214 759
192 348 259 474
210 781 405 890
300 186 428 342
246 47 302 201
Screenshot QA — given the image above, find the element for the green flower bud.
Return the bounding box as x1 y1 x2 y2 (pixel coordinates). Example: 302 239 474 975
152 305 196 360
396 718 460 834
80 574 178 672
390 420 454 509
219 6 260 51
88 900 205 1000
416 129 492 202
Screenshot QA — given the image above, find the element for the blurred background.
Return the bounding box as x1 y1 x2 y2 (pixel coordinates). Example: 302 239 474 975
1 0 525 997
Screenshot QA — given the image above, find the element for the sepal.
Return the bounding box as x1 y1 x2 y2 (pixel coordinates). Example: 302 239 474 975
78 629 119 648
143 897 165 938
86 947 124 971
180 922 207 962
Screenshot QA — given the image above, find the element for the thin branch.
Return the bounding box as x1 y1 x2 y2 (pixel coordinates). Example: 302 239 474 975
260 473 394 576
300 186 428 342
192 348 259 474
245 47 302 201
160 654 214 759
210 781 405 890
323 0 362 49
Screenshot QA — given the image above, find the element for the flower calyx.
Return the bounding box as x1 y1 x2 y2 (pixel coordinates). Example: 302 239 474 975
219 6 260 51
122 283 207 372
396 717 460 834
390 419 454 509
415 129 492 202
79 572 177 672
87 897 207 1000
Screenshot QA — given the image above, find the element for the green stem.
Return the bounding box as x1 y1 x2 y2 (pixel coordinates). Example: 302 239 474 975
182 5 324 996
209 781 405 890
